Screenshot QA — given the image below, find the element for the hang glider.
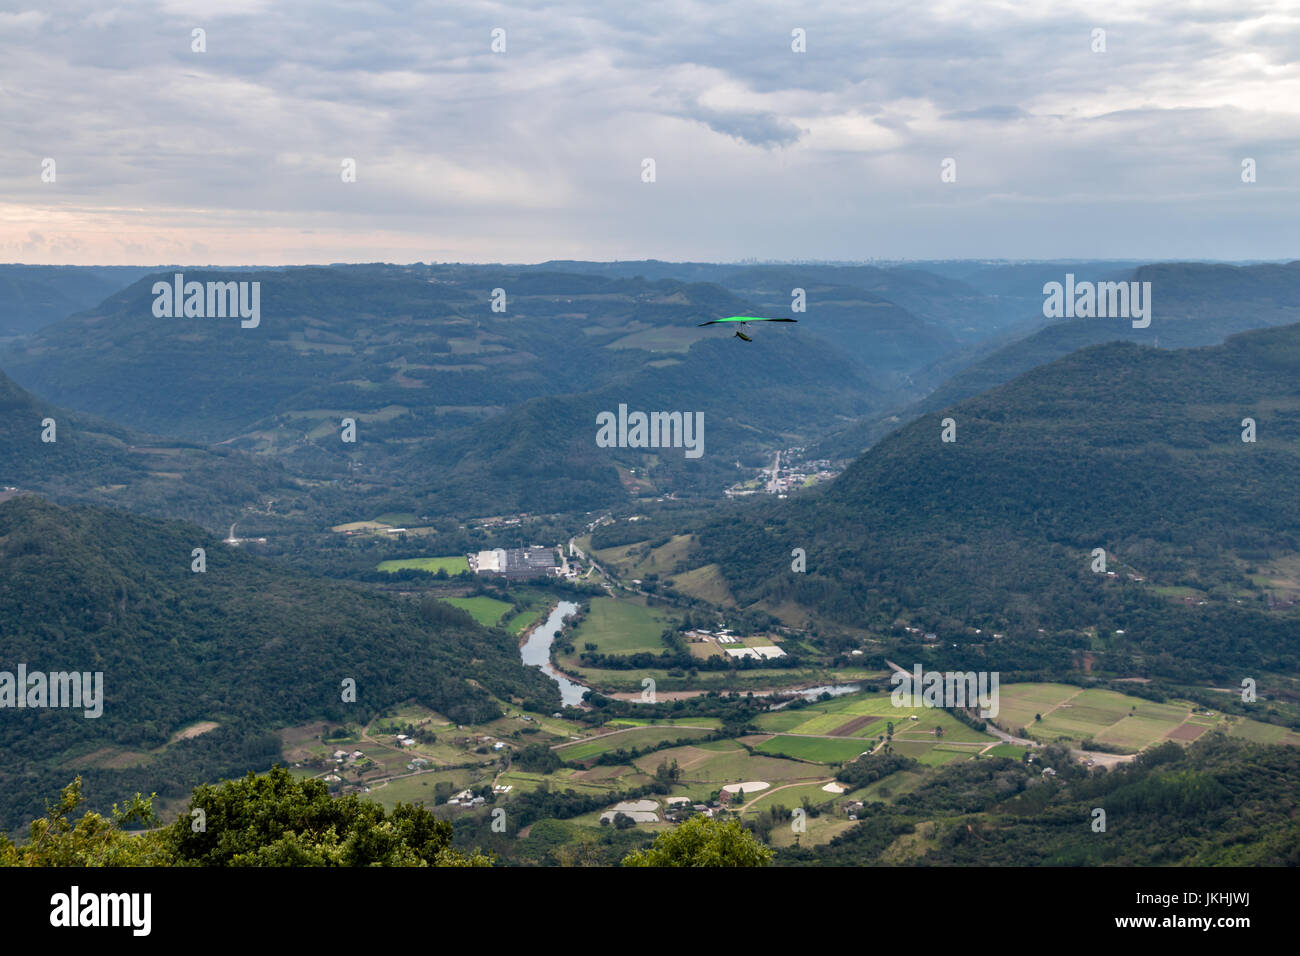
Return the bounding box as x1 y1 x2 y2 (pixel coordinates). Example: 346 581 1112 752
697 315 797 342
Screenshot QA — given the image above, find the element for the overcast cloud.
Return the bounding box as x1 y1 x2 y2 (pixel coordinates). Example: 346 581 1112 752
1 0 1297 264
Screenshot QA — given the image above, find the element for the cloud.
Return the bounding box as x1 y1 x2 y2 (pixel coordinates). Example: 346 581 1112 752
680 102 804 147
0 0 1297 263
941 105 1029 122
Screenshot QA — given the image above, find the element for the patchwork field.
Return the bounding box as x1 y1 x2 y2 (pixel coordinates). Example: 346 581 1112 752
755 735 872 764
753 693 998 761
554 724 712 762
995 682 1300 752
632 741 821 799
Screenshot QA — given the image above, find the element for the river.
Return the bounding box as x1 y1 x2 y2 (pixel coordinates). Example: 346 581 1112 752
519 600 588 707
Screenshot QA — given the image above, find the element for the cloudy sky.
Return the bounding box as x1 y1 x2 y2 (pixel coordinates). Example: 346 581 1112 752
1 0 1297 264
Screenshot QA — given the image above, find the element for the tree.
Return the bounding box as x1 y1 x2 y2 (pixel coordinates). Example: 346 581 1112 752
165 766 493 867
0 777 171 867
621 815 773 867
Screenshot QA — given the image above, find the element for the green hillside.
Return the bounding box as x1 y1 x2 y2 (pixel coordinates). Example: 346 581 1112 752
0 495 558 833
0 367 292 530
693 322 1300 680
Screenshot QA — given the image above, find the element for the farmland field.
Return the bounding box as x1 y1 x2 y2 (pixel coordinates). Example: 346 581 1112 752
554 724 711 761
443 596 514 626
377 555 469 575
755 735 872 764
570 596 680 656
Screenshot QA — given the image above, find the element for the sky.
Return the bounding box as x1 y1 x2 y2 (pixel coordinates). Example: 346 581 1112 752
1 0 1298 265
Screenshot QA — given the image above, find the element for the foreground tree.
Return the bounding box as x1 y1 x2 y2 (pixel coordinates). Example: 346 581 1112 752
2 768 493 867
0 777 172 867
167 766 492 866
621 815 773 867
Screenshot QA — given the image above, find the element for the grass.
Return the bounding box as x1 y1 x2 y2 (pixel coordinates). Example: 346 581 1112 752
443 596 514 627
631 743 815 791
588 535 695 579
554 725 712 761
987 743 1029 759
754 735 872 764
365 768 475 810
740 782 838 816
570 596 679 656
504 606 548 636
991 682 1300 754
666 564 736 606
603 717 723 729
1223 717 1294 743
377 555 469 575
765 812 858 849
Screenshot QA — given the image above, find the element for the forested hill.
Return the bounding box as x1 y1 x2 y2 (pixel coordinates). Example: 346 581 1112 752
0 495 557 832
0 366 292 531
0 265 159 336
816 260 1300 459
692 322 1300 679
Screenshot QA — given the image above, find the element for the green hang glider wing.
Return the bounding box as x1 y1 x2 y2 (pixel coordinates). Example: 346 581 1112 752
697 316 798 326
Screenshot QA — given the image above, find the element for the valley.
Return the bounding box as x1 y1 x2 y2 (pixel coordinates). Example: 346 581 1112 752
3 259 1299 868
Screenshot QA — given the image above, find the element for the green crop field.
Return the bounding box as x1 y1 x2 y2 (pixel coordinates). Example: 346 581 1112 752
993 683 1083 731
554 725 711 761
377 555 469 575
788 712 858 735
740 782 839 815
755 735 872 764
571 596 680 655
366 768 474 810
1223 717 1297 744
988 743 1029 759
752 710 816 733
443 596 513 626
503 610 541 635
604 717 722 729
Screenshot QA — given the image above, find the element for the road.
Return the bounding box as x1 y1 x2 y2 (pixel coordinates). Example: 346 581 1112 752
766 450 781 493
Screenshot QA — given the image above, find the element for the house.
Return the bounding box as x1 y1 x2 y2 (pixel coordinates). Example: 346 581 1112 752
493 741 506 751
1042 767 1057 777
332 749 348 760
396 734 416 747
